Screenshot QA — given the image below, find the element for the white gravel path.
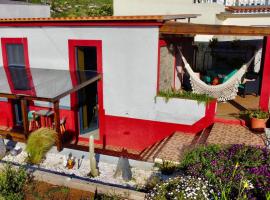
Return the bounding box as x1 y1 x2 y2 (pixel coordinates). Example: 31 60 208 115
1 146 155 189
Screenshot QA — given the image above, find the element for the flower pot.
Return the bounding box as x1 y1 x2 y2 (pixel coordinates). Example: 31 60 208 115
251 117 268 131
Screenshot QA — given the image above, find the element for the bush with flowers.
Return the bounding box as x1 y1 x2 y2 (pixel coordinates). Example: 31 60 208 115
145 175 215 200
180 144 270 199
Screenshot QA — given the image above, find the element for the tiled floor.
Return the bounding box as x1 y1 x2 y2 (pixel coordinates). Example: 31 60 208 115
67 121 267 163
207 123 265 146
216 95 259 120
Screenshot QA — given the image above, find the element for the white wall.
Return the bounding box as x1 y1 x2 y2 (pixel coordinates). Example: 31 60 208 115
0 26 205 124
0 4 50 18
114 0 225 24
223 16 270 26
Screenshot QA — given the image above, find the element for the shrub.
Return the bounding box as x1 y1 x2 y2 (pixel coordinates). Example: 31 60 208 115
180 144 270 199
145 175 214 200
157 89 214 104
0 164 28 200
26 128 56 164
240 109 269 119
155 160 177 175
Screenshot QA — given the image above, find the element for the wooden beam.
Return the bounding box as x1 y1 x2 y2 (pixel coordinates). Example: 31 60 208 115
20 99 29 138
53 100 62 151
52 74 101 102
160 22 270 36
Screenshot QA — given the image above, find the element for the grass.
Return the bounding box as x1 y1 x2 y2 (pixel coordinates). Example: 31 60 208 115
157 90 215 104
26 128 56 164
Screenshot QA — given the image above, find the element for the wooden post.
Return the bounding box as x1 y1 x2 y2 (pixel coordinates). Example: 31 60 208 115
259 36 270 111
21 99 29 139
53 100 62 151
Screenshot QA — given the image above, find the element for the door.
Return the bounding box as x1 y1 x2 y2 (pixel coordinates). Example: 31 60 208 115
75 46 99 135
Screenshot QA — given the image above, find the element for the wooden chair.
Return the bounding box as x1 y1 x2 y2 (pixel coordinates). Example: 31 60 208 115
28 111 39 131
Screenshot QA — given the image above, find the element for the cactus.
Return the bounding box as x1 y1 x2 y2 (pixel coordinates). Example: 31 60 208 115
89 135 99 177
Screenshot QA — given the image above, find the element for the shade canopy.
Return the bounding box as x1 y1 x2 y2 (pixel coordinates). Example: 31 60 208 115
0 67 101 102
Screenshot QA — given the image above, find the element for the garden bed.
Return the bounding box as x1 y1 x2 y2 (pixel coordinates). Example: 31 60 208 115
1 142 153 189
25 180 95 200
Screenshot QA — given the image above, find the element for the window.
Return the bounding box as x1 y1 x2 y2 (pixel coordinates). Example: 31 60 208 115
1 38 34 95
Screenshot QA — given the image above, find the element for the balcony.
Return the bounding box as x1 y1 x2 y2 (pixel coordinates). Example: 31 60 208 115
194 0 270 6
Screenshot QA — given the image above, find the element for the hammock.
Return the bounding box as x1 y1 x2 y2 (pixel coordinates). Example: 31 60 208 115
178 47 255 101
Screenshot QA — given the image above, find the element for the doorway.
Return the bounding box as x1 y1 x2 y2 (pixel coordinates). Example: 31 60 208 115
75 46 99 137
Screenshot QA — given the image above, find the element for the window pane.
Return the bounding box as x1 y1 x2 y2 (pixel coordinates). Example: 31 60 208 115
6 44 25 67
9 67 30 90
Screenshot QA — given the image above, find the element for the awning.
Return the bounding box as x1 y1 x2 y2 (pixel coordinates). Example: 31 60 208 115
0 67 101 102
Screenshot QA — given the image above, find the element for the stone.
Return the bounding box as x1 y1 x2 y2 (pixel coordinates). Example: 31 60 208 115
0 137 6 158
114 156 132 181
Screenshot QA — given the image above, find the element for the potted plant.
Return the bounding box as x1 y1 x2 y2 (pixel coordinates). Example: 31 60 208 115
246 109 269 130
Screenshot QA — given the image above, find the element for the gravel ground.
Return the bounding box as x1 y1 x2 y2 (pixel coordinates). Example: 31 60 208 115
1 146 155 189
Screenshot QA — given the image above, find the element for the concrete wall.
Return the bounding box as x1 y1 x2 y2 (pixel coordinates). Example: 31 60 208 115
114 0 225 24
0 4 50 18
222 16 270 26
0 26 207 125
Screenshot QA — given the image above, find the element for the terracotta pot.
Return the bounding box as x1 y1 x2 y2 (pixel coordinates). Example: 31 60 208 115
251 117 268 130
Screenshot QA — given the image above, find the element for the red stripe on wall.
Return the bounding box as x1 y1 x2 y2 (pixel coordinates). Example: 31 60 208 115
79 100 217 151
0 101 14 128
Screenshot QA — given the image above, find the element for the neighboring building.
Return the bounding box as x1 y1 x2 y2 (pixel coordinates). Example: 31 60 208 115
0 0 50 18
114 0 270 26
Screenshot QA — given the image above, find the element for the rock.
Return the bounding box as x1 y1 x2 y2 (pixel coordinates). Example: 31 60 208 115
114 156 132 181
0 137 6 158
10 146 22 156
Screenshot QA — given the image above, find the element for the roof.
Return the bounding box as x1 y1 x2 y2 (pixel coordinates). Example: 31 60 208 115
0 14 200 23
160 21 270 36
225 6 270 14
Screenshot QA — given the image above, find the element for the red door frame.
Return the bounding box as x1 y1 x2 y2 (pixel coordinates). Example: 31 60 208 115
68 39 104 144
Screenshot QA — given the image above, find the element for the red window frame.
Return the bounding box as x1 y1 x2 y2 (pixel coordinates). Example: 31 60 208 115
1 38 35 95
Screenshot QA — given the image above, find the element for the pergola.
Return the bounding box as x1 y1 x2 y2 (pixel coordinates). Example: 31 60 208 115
0 67 100 151
159 22 270 111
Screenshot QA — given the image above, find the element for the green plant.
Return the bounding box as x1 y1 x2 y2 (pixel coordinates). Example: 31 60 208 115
266 191 270 200
180 144 270 199
93 190 123 200
144 175 162 191
157 89 214 104
155 160 177 175
240 109 269 119
26 128 56 164
180 144 221 170
0 164 28 200
51 0 113 17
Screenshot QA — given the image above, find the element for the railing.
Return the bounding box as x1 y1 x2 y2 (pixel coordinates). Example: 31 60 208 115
194 0 270 6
